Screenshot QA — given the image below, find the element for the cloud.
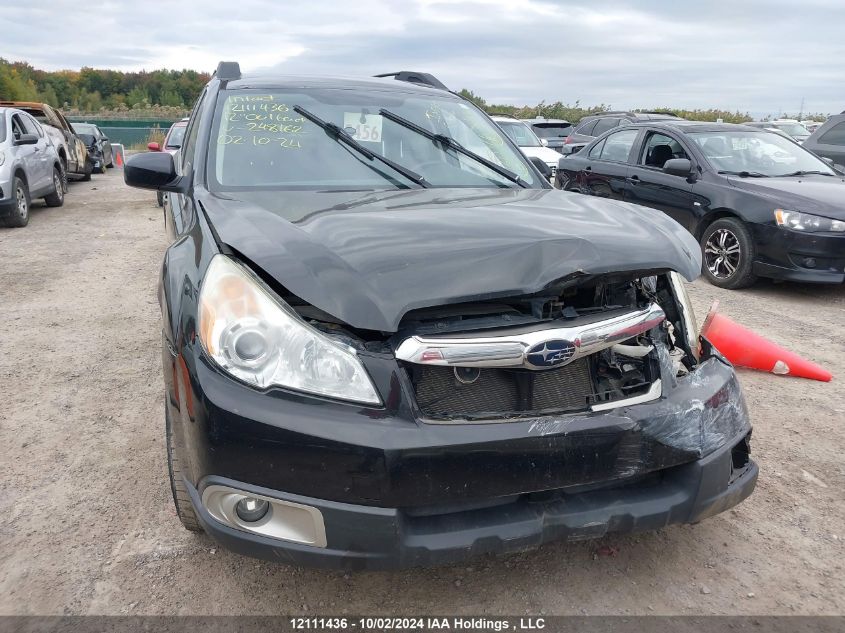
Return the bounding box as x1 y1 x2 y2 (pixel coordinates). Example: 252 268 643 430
2 0 843 115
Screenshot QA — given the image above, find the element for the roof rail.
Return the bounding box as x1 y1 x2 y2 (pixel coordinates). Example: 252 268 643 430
215 61 241 82
373 71 448 91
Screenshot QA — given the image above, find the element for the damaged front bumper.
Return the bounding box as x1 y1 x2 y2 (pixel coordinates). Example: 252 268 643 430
170 338 756 569
186 428 756 569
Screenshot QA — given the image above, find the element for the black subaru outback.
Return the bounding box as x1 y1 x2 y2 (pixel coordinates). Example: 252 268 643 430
124 62 757 569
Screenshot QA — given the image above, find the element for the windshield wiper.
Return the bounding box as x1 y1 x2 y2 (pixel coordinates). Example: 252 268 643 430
717 170 769 178
293 105 429 188
775 170 834 177
378 108 529 188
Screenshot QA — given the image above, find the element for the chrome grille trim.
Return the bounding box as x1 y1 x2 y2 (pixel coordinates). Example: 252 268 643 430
395 303 665 370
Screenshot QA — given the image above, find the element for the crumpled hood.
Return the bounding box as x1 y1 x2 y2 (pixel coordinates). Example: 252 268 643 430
729 174 845 219
200 188 701 332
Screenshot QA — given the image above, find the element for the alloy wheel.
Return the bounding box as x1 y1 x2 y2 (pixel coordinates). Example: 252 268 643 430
16 185 28 219
54 173 64 202
704 228 741 279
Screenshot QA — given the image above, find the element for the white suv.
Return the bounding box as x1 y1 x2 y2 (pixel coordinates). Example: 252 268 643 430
0 107 65 227
491 115 562 179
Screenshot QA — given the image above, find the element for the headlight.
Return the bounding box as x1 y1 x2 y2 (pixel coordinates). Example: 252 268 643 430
198 255 381 405
668 272 699 362
774 209 845 233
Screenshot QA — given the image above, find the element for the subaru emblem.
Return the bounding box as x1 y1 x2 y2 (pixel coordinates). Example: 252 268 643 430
525 339 576 368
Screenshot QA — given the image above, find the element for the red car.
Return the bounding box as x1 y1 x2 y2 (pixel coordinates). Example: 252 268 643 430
150 118 188 205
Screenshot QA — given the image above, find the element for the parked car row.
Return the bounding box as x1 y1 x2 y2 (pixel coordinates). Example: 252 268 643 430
555 118 845 289
0 103 113 228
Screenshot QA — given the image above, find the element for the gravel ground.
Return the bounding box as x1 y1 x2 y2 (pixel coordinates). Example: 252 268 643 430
1 169 843 616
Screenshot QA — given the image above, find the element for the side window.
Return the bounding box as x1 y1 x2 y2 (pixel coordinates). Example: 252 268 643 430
11 114 27 140
639 132 687 168
818 122 845 146
596 129 639 162
181 89 208 168
23 114 43 137
591 118 620 137
576 119 598 136
588 138 606 159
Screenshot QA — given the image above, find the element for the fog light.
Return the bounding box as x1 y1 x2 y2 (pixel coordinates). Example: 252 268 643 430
803 257 817 269
235 497 269 522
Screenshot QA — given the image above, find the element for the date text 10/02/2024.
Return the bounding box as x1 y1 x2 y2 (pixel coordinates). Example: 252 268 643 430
289 616 547 631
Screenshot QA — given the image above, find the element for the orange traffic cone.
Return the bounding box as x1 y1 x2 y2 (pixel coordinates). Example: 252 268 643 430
112 144 124 168
701 301 832 382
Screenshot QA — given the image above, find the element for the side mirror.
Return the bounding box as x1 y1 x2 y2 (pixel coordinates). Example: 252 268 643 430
15 133 38 146
102 136 109 142
124 151 187 192
820 157 834 166
147 142 161 151
540 138 549 147
663 158 693 177
529 156 553 179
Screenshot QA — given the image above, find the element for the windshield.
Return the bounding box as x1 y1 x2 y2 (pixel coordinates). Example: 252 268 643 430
689 131 835 177
209 90 538 191
166 125 186 148
772 123 809 137
73 123 95 135
531 124 571 138
496 120 542 147
77 133 96 145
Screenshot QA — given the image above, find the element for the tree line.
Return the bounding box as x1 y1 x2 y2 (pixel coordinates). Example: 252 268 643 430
0 58 209 114
0 59 827 123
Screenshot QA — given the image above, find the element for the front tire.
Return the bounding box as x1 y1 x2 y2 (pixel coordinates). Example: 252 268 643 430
44 167 65 207
3 177 30 227
165 404 202 532
700 217 757 289
59 158 68 193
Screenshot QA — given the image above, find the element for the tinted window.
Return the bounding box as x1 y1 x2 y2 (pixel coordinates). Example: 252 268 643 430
818 121 845 146
588 138 606 159
640 132 687 168
11 114 28 140
576 119 598 136
591 118 620 137
181 90 207 168
531 124 572 138
594 129 638 162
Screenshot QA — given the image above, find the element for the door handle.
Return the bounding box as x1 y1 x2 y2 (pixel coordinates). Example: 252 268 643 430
585 166 592 171
626 175 639 184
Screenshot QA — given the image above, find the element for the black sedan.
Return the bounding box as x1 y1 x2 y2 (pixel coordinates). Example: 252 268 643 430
557 121 845 288
71 122 114 173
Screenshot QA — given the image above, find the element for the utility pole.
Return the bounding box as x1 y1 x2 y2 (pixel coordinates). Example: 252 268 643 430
799 97 805 120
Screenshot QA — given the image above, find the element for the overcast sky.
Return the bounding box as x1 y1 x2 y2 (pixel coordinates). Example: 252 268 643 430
4 0 844 116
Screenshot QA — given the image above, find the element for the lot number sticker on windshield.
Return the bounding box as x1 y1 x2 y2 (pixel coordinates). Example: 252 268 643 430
343 113 383 143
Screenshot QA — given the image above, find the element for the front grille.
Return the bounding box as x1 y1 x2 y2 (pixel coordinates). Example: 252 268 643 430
409 358 594 419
